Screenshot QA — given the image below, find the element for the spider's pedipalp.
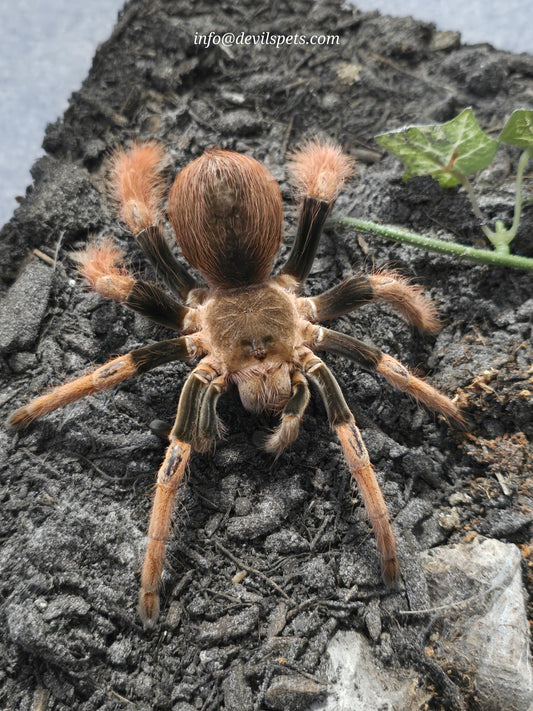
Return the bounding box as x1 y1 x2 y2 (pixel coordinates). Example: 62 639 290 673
296 347 398 581
6 337 199 430
263 370 310 456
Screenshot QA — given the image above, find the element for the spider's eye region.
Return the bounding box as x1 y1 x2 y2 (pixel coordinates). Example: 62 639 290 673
240 336 274 360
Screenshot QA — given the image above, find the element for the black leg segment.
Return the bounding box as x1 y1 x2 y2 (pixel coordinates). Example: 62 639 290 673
313 328 382 372
136 225 197 300
310 275 375 321
125 280 192 331
281 197 331 285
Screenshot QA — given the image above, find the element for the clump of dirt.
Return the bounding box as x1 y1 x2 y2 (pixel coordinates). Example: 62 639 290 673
0 1 532 709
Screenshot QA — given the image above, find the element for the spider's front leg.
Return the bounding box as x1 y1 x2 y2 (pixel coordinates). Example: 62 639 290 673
297 347 399 581
138 358 223 628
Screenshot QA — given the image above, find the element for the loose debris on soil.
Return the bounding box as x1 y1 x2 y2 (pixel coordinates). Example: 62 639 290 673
0 1 532 709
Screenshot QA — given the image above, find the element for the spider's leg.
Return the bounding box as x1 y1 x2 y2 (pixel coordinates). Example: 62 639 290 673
195 374 227 453
134 225 197 301
109 143 197 299
310 326 463 425
263 370 310 456
139 436 191 628
281 196 331 285
76 239 194 331
299 271 440 333
298 347 398 582
139 358 220 627
281 139 353 286
148 372 227 448
6 336 200 430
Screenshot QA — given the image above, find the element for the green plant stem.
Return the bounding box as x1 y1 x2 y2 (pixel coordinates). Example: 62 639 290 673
334 216 533 271
509 149 531 238
455 172 496 243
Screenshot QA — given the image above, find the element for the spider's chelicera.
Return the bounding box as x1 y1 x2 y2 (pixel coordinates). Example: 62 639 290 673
7 139 463 627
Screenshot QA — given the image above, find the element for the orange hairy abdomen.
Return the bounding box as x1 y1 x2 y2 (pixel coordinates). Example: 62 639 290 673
167 150 283 288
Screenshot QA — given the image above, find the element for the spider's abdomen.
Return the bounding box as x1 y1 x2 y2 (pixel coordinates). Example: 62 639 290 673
168 150 283 288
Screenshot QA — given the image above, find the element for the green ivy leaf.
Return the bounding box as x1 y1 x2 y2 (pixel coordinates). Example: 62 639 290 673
376 107 499 188
499 109 533 152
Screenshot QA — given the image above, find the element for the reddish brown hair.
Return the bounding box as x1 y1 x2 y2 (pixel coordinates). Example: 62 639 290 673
109 142 166 232
167 149 283 288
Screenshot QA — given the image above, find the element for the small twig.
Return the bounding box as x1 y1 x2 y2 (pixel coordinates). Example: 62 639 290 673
53 230 66 269
108 689 135 705
309 514 332 551
32 248 55 266
215 541 295 603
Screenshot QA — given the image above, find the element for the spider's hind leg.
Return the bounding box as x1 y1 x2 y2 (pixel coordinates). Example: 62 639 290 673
75 238 192 331
109 143 197 299
281 139 354 286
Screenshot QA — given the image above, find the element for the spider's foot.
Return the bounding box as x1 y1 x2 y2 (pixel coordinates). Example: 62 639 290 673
6 407 32 430
138 588 160 629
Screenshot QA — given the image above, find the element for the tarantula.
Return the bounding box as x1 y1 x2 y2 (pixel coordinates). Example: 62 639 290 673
7 138 462 627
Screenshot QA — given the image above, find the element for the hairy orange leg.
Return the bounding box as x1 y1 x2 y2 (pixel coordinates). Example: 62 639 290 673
376 353 463 425
138 438 192 628
298 346 398 581
309 327 463 425
299 270 440 333
337 420 398 582
7 337 198 430
7 355 137 429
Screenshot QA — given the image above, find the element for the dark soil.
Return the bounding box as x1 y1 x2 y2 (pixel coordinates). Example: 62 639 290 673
1 1 532 709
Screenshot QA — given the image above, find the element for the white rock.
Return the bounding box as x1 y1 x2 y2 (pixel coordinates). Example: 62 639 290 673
421 538 533 711
310 630 430 711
